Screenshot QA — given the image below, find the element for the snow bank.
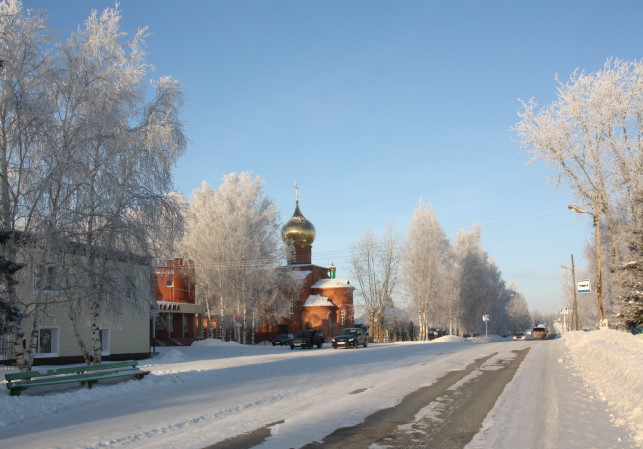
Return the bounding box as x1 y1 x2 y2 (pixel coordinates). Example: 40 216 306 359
154 348 189 362
436 334 506 343
563 329 643 443
191 338 238 347
468 335 507 343
438 335 468 343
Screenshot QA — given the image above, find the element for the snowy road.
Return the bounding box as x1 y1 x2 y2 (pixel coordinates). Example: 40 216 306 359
467 338 639 449
0 333 640 449
297 348 530 449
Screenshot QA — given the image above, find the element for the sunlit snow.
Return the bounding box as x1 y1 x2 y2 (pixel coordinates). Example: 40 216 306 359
0 330 640 449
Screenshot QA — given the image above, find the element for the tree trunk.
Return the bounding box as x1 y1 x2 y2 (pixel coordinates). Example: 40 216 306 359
205 299 214 339
90 299 102 364
70 311 92 365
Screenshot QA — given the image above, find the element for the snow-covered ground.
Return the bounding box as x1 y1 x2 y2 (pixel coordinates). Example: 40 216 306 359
0 329 641 449
467 329 642 449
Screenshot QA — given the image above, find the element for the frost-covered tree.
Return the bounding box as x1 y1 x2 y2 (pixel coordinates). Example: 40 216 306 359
452 226 511 335
140 192 188 266
53 6 185 364
182 173 297 344
505 284 532 333
0 0 60 370
350 225 401 342
516 58 643 318
613 211 642 327
402 200 452 340
0 1 186 368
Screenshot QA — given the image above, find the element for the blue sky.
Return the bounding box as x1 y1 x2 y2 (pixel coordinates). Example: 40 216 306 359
23 0 643 314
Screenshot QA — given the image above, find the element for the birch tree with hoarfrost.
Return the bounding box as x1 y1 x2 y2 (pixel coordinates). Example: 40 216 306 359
402 200 453 340
0 1 186 368
54 6 185 364
350 225 401 342
516 59 643 323
0 0 60 370
452 225 511 335
182 173 298 344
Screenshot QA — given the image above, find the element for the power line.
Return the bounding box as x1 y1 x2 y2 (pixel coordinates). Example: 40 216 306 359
178 199 577 270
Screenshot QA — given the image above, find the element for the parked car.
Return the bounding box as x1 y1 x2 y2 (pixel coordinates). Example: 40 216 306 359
531 327 548 340
332 328 367 349
429 328 446 339
512 332 527 341
272 333 294 346
290 330 324 349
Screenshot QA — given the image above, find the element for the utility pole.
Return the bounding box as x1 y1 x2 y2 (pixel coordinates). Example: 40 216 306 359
570 254 580 330
593 196 604 323
569 195 606 326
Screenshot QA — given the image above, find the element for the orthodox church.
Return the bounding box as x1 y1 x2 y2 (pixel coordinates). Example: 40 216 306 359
271 192 356 340
152 189 355 345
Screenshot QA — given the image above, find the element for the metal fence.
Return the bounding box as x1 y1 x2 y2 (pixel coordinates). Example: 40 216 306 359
0 334 16 370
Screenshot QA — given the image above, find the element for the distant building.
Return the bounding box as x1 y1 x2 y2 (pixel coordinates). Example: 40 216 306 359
261 195 355 341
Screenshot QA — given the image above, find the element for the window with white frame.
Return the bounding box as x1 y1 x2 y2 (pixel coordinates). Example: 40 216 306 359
340 308 346 325
33 264 59 294
36 327 59 357
99 329 111 356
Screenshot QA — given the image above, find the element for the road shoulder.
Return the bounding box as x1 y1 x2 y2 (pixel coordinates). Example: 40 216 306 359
466 339 639 449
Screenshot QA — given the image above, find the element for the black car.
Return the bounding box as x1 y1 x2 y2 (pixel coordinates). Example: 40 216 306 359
290 330 324 349
332 328 367 349
512 332 527 341
272 333 293 346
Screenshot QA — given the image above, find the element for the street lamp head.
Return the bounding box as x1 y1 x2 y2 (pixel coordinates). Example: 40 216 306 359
568 204 592 215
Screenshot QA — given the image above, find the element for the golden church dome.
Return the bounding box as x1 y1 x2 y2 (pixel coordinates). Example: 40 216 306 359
281 202 316 246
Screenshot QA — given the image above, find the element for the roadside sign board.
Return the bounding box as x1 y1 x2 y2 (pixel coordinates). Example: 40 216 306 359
577 280 591 294
482 314 490 322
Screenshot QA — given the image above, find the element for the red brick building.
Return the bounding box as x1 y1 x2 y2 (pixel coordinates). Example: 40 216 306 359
151 258 203 345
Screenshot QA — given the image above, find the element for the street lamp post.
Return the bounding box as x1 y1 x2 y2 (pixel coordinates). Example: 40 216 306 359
568 200 605 325
562 254 580 331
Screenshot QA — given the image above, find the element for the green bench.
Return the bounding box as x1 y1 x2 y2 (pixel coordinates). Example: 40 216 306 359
4 360 150 396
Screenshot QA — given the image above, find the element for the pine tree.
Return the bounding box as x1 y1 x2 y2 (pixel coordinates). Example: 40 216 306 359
0 231 25 334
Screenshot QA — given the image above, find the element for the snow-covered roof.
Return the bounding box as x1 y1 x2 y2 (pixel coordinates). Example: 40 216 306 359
292 270 312 280
311 278 355 290
303 294 333 307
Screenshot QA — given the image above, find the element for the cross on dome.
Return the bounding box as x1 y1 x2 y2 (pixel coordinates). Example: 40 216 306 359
281 183 316 247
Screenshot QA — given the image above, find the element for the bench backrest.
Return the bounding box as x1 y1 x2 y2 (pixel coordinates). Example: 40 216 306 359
5 360 139 381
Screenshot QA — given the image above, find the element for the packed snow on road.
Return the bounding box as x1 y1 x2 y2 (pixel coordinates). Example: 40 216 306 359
0 329 641 449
